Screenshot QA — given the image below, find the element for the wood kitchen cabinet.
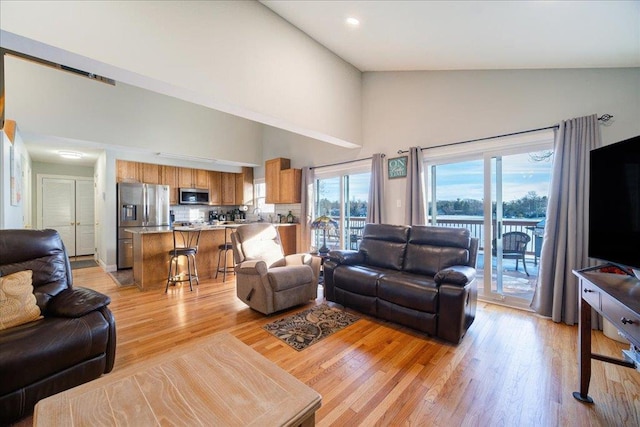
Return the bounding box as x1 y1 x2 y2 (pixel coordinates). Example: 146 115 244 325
235 167 254 206
265 158 288 204
116 160 141 183
140 163 160 184
178 168 195 188
280 168 301 203
221 173 236 205
179 167 209 189
209 171 222 205
161 166 179 205
265 158 300 204
117 161 254 206
194 169 209 189
277 225 298 255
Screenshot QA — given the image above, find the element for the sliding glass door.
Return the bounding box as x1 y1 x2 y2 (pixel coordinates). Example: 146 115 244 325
315 171 370 252
427 145 552 309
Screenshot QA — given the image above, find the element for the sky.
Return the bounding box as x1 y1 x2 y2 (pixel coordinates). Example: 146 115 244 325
429 151 552 202
316 151 553 206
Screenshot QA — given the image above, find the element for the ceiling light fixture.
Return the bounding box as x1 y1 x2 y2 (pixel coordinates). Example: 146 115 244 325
58 150 84 160
346 17 360 27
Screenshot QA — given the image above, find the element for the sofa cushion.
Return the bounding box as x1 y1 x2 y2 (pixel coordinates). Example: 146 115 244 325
0 311 110 395
0 271 41 330
334 265 388 296
404 226 471 276
378 273 439 313
267 265 313 291
359 224 409 270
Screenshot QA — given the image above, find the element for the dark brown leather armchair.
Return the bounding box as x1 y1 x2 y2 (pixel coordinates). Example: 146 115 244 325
0 229 116 424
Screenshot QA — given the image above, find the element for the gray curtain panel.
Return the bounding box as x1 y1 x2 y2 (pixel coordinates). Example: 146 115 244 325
299 167 314 252
531 114 601 325
366 153 385 224
404 147 426 225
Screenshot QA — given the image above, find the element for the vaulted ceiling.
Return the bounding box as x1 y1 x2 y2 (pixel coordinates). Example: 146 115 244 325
262 1 640 71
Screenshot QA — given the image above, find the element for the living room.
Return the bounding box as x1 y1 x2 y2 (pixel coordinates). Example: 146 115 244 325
1 1 639 425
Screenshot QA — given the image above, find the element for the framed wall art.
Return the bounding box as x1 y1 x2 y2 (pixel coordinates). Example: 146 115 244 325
388 156 407 179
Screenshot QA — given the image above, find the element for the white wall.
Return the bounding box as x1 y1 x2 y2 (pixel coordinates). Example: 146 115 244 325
363 68 640 224
1 124 32 229
261 68 640 225
94 150 118 271
5 56 264 167
0 1 362 147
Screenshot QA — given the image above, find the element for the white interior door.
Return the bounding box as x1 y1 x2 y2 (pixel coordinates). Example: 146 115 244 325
41 176 95 257
42 178 76 255
75 179 95 255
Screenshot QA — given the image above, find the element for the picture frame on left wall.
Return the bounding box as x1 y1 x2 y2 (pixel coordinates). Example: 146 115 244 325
10 145 22 206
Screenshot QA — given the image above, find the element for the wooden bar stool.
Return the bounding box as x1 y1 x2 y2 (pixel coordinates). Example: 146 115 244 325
216 226 235 282
166 228 201 292
216 242 235 281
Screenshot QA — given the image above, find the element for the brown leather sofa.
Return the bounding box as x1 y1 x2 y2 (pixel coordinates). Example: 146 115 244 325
0 229 116 424
323 224 478 343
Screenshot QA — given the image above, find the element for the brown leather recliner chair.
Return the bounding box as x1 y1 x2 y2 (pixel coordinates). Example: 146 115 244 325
0 229 116 425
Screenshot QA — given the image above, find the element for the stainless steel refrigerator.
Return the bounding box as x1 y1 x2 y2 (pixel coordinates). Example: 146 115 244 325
117 182 170 269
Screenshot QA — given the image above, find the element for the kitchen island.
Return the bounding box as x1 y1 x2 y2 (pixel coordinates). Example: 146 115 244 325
125 223 299 291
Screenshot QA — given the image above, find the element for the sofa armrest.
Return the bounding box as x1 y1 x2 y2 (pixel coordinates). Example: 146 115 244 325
328 250 365 265
235 260 268 275
434 266 476 286
284 253 312 266
46 287 111 318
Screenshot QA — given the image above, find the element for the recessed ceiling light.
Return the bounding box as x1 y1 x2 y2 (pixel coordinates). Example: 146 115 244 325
346 17 360 27
58 150 83 160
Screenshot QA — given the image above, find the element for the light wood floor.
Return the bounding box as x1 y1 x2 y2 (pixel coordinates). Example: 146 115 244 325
15 267 640 426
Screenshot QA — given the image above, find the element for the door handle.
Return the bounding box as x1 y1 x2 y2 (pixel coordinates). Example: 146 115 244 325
70 222 75 225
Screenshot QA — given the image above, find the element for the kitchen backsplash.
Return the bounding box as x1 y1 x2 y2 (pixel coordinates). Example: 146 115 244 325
170 204 302 224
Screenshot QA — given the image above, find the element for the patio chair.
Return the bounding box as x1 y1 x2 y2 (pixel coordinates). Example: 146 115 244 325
492 231 531 276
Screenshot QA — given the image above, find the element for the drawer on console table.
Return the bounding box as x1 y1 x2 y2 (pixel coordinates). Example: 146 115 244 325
580 279 601 310
602 294 640 345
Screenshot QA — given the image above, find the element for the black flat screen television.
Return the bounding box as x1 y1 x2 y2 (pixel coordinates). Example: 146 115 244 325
589 135 640 275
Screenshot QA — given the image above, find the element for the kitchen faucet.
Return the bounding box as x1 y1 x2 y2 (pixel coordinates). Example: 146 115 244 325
253 207 263 222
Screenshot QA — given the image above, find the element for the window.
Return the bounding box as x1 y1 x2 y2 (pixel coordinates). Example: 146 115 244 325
253 179 274 217
314 169 369 251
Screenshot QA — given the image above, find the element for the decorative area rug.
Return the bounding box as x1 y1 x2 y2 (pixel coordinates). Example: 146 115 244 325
263 303 360 351
108 269 135 287
70 260 98 270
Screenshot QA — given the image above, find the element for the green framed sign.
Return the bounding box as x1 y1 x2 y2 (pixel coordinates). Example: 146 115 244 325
388 156 407 179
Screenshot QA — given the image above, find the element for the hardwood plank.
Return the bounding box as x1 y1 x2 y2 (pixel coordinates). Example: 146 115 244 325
21 266 640 427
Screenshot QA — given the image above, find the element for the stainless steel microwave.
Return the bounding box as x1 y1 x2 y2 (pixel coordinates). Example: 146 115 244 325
179 188 210 205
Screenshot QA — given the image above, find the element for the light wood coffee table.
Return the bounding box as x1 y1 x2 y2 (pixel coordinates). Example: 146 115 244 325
34 333 321 426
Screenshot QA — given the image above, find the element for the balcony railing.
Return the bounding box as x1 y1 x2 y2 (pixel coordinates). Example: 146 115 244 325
316 217 544 259
433 217 543 256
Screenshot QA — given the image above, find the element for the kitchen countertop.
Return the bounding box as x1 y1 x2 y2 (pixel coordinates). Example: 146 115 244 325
124 222 298 235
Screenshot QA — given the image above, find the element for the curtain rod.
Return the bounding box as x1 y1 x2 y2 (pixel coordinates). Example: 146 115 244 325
396 114 614 155
310 153 385 170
